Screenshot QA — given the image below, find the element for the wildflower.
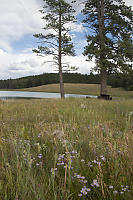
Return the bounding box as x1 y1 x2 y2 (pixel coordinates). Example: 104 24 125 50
87 162 91 166
71 167 73 169
101 156 105 161
34 143 39 146
57 162 64 165
78 193 82 197
129 111 133 115
58 154 65 159
84 180 88 184
80 104 86 109
77 175 82 179
113 190 118 194
74 173 77 177
122 188 127 191
82 191 87 195
70 155 75 158
81 189 87 195
109 186 113 189
38 154 42 159
93 179 99 187
71 150 77 154
51 168 57 173
80 176 85 179
81 159 85 162
57 163 61 165
97 162 101 165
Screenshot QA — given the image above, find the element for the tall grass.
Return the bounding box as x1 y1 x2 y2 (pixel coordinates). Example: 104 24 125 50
0 98 133 199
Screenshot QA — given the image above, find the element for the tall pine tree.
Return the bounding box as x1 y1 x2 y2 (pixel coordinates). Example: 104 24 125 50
33 0 75 98
82 0 133 98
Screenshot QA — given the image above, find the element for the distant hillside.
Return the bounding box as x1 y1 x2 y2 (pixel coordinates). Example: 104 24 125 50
0 73 100 89
0 72 133 91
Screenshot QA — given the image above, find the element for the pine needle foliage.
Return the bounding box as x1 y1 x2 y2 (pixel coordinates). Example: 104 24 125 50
33 0 76 98
82 0 133 95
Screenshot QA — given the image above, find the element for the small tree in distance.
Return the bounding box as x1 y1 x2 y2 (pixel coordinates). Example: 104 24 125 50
82 0 133 98
33 0 76 98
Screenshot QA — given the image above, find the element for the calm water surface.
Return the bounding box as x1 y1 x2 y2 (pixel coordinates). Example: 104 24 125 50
0 91 97 100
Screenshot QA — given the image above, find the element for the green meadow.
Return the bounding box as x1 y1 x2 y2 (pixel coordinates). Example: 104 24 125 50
16 83 133 98
0 97 133 199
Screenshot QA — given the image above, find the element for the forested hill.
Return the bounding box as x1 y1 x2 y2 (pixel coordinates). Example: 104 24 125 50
0 73 100 89
0 72 133 91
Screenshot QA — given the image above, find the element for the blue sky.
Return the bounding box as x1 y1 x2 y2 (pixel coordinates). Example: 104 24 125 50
12 34 36 52
0 0 132 79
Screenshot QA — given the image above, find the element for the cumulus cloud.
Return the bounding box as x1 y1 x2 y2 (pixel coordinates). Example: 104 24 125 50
124 0 133 6
0 49 94 81
0 0 43 52
0 48 55 79
0 0 89 79
63 55 95 74
0 48 92 79
0 0 85 52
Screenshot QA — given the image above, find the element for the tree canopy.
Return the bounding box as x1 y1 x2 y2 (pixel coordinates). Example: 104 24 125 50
33 0 76 98
82 0 133 96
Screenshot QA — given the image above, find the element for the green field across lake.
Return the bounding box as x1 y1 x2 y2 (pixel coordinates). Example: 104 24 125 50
15 83 133 98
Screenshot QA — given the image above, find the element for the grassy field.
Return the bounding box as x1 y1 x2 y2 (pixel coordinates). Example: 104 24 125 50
15 83 133 98
0 98 133 199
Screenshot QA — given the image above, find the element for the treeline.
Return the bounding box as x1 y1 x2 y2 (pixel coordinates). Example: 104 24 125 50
0 72 133 91
0 73 100 89
108 72 133 91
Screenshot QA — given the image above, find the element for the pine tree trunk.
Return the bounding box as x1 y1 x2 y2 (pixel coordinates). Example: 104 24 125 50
59 4 65 99
59 58 65 99
98 0 107 96
100 69 107 95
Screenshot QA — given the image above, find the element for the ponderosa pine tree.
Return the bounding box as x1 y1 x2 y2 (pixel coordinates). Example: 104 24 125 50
33 0 76 98
82 0 133 98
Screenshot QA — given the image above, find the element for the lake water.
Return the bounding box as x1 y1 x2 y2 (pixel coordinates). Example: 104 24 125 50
0 91 97 100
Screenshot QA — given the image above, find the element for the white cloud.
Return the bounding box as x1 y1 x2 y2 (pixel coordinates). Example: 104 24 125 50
124 0 133 7
66 23 85 33
64 55 95 74
0 48 55 79
0 48 93 79
0 0 43 52
0 0 85 53
0 0 89 79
